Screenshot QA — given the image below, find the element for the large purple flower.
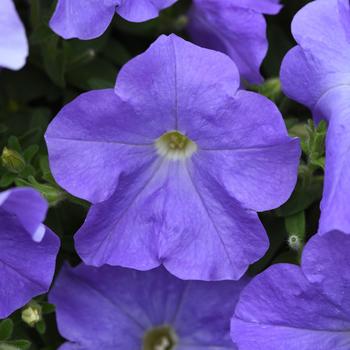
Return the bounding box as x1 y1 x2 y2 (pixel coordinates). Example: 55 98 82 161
50 0 178 40
231 230 350 350
50 264 247 349
0 0 28 70
45 34 300 281
0 188 60 318
187 0 282 84
281 0 350 235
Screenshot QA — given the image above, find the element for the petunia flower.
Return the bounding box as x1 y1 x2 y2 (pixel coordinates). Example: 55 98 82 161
0 188 60 318
50 0 178 40
231 230 350 350
280 0 350 235
0 0 28 70
50 264 247 349
187 0 282 84
45 34 300 281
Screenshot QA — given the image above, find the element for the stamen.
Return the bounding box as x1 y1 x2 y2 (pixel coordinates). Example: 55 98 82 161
155 131 197 160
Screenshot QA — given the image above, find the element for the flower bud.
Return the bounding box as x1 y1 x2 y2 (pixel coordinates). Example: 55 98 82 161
1 147 25 173
21 304 42 327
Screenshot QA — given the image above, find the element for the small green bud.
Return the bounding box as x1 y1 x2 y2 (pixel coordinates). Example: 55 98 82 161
1 147 25 173
21 304 42 327
258 78 282 102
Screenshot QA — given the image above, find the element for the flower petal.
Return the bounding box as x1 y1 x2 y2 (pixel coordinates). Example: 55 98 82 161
50 0 117 40
115 34 240 132
0 188 48 242
75 159 268 280
0 213 59 318
45 89 159 204
231 263 350 350
281 0 350 113
0 0 28 70
50 264 245 349
116 0 178 22
188 0 280 83
313 87 350 234
231 232 350 350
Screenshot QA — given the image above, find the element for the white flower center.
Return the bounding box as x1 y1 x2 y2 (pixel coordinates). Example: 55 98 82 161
155 131 197 160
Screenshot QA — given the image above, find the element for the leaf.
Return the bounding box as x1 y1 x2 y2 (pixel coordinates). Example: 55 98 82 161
0 320 13 341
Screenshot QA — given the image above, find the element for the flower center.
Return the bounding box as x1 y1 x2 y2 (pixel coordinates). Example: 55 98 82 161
155 131 197 160
143 326 177 350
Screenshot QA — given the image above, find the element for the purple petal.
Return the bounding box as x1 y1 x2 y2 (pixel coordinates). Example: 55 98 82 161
45 89 160 204
115 34 240 131
188 0 281 84
76 159 268 281
50 264 246 349
281 0 350 114
231 231 350 350
50 0 117 40
0 0 28 70
0 188 48 242
314 88 350 235
116 0 178 22
187 90 300 211
0 212 59 318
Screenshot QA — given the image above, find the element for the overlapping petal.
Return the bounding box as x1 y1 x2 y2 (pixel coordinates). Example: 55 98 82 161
281 0 350 235
50 0 178 40
0 188 59 318
188 0 281 83
50 264 246 349
0 0 28 70
0 187 48 242
231 232 350 350
116 0 178 22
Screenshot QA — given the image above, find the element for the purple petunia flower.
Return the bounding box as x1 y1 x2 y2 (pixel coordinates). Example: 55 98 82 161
50 264 247 350
0 0 28 70
231 230 350 350
0 188 59 318
280 0 350 236
50 0 178 40
187 0 282 84
45 34 300 281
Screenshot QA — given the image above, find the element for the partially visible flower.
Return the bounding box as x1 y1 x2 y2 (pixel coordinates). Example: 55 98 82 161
50 264 247 349
187 0 282 84
280 0 350 235
231 230 350 350
50 0 178 40
0 0 28 70
45 34 300 281
0 188 60 318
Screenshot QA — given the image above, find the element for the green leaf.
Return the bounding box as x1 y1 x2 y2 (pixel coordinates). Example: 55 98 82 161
41 303 55 315
35 320 46 335
0 340 31 350
276 177 323 216
0 320 13 341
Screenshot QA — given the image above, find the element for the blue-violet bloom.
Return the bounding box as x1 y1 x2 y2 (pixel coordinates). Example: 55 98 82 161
50 264 247 349
45 34 300 281
231 230 350 350
0 0 28 70
187 0 282 84
0 188 59 318
281 0 350 235
50 0 178 40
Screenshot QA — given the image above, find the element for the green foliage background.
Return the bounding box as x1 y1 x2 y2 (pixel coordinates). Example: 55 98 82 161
0 0 325 348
